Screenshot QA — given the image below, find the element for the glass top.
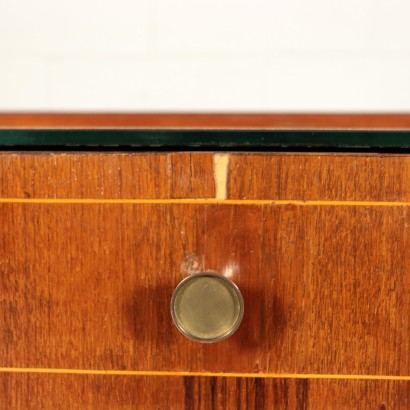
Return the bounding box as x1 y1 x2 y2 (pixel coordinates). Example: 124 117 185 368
0 129 409 150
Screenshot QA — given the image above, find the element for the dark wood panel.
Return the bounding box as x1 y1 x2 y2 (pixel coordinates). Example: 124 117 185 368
1 113 410 129
1 374 409 409
0 203 408 375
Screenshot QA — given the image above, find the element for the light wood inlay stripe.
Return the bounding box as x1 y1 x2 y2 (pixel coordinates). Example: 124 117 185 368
0 198 410 206
0 368 410 381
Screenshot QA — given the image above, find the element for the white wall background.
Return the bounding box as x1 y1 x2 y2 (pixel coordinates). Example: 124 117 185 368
1 0 410 112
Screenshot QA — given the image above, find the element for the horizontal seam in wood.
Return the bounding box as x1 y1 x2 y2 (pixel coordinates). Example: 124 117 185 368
0 198 409 206
0 368 409 381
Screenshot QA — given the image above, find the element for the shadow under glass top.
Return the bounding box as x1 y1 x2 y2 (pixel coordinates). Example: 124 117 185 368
0 129 409 151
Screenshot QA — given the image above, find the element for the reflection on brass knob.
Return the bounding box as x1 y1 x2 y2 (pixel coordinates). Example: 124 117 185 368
170 272 244 343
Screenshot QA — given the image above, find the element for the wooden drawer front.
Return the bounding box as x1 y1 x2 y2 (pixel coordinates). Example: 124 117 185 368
1 152 409 408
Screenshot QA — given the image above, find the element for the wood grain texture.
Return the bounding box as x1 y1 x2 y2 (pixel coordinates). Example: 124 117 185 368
1 152 409 407
1 113 410 129
228 154 410 201
0 152 215 199
2 203 408 375
1 152 410 201
1 374 409 409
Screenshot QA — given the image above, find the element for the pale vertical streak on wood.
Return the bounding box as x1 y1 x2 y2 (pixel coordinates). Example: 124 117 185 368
213 154 230 199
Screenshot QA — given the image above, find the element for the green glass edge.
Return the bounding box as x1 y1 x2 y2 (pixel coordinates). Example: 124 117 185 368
0 129 410 148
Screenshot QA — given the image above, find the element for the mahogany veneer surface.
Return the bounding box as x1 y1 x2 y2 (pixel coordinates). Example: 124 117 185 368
1 374 410 410
1 152 409 408
1 113 410 129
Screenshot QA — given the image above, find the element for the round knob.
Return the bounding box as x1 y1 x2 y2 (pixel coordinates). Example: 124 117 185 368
170 272 244 343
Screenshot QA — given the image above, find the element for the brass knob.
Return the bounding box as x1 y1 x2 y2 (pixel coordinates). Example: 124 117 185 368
170 272 244 343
